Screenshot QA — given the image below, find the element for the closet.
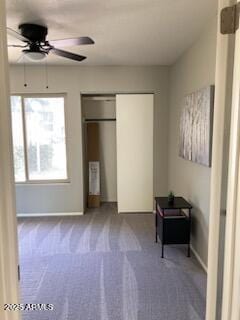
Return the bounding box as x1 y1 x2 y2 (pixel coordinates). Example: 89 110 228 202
82 93 154 213
82 95 117 209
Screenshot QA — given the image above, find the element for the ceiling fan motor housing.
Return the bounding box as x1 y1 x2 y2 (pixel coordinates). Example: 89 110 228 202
19 23 48 42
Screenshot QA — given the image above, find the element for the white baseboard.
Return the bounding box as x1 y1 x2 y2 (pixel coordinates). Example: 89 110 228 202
191 245 208 273
118 210 153 214
17 212 84 217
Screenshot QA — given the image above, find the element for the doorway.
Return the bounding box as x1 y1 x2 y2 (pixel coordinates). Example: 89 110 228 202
81 93 154 214
81 94 117 212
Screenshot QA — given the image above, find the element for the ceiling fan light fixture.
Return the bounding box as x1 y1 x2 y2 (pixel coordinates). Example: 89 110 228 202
24 51 46 61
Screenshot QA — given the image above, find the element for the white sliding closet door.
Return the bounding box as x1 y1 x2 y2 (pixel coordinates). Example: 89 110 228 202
116 94 153 213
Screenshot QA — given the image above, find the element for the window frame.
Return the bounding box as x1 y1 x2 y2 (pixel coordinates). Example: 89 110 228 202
11 93 70 185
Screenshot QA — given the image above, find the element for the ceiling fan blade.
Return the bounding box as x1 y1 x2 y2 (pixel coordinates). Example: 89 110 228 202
8 44 28 48
7 27 30 42
49 37 94 47
51 48 86 61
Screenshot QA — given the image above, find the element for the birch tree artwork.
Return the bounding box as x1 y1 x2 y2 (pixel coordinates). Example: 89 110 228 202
179 86 214 167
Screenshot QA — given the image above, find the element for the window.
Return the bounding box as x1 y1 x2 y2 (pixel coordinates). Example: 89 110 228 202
11 96 26 182
10 95 68 183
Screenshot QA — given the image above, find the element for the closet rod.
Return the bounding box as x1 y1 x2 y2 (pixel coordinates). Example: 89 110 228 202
84 118 116 122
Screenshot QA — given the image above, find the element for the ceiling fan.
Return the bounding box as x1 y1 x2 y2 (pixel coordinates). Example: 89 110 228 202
7 23 94 62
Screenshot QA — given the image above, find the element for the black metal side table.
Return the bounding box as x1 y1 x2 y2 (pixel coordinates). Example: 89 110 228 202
155 197 192 258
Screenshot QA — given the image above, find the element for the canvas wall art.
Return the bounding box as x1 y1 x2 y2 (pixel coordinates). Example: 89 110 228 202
179 85 214 167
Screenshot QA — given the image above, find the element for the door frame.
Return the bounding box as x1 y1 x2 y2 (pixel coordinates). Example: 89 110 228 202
206 0 240 319
221 1 240 318
2 1 240 317
0 1 21 319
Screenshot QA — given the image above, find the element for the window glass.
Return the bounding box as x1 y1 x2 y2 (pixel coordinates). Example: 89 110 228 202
24 97 67 180
11 96 26 182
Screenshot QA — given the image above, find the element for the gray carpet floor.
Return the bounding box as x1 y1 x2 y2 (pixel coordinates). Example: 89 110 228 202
18 203 206 320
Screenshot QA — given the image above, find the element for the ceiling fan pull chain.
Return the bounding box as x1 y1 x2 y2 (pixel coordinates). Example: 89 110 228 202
45 60 49 89
23 59 27 87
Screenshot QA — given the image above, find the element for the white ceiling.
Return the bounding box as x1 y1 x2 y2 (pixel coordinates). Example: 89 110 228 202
6 0 218 66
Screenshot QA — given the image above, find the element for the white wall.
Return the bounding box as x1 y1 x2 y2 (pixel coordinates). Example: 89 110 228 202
10 66 169 213
82 99 116 119
82 99 117 202
168 18 217 266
